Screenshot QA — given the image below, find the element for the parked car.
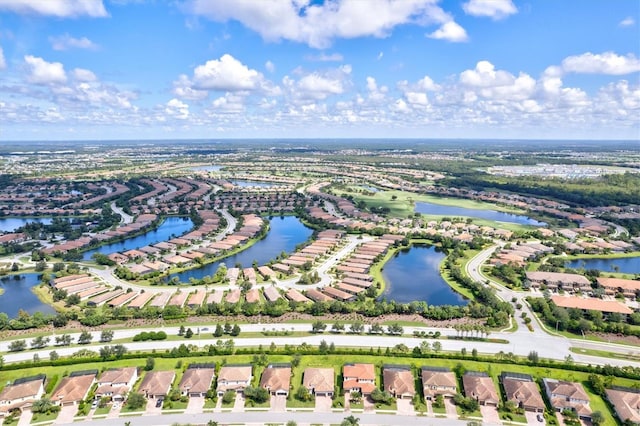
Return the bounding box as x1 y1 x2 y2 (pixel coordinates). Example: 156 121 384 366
156 398 163 408
537 414 544 422
91 401 97 409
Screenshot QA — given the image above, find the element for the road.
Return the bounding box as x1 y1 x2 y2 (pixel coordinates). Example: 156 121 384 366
71 411 471 426
110 201 133 224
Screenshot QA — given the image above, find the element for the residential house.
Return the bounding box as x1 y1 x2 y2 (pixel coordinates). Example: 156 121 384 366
382 365 415 399
343 363 376 396
500 372 545 413
52 371 97 406
259 364 292 396
216 365 252 396
179 365 216 397
303 368 334 397
95 367 138 402
605 387 640 425
421 367 457 400
0 376 45 416
543 378 592 420
462 371 499 406
138 371 175 400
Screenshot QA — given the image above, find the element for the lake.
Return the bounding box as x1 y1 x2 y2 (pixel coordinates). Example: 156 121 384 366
230 180 278 188
83 217 193 260
0 217 53 232
381 245 468 305
169 216 313 283
566 257 640 274
415 201 546 226
0 274 55 318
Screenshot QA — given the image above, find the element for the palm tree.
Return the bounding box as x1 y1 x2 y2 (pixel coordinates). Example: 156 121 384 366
341 415 360 426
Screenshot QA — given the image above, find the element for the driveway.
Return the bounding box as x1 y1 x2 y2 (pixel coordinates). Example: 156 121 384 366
396 398 415 415
270 395 287 412
444 397 458 418
17 409 33 426
363 396 375 413
107 402 122 419
480 405 501 425
54 404 77 424
185 396 204 414
232 392 245 412
144 398 163 415
314 395 332 412
526 410 546 425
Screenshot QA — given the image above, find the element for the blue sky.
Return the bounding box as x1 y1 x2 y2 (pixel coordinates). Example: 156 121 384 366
0 0 638 141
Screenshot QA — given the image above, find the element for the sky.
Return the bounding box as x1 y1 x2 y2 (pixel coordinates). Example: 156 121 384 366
0 0 639 141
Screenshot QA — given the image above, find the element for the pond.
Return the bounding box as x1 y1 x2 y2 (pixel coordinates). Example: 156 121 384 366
169 216 313 283
566 257 640 275
415 201 546 226
230 180 278 188
0 274 55 318
0 217 53 232
381 245 468 305
82 217 193 260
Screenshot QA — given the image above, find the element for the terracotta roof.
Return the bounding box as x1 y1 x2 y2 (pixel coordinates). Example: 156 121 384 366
344 363 375 381
303 368 334 394
138 371 175 397
551 295 633 314
606 388 640 424
383 366 416 397
51 373 96 404
597 277 640 292
502 378 545 411
544 378 591 416
526 271 590 286
421 369 457 388
260 365 292 393
0 379 43 403
218 365 252 383
98 367 136 385
179 368 215 394
463 373 499 404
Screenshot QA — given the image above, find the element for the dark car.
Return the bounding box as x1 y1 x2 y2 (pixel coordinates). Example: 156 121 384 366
537 414 544 422
156 398 163 408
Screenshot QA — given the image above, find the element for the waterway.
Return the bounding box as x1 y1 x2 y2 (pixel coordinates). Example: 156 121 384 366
82 217 193 260
0 217 53 232
169 216 313 283
566 256 640 274
230 180 278 188
381 245 468 305
0 274 55 318
415 201 545 226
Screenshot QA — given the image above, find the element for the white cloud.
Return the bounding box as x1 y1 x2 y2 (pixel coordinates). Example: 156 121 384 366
24 55 67 84
462 0 517 20
49 34 98 51
561 52 640 75
460 61 513 87
72 68 97 82
283 65 351 101
172 74 209 101
0 0 107 17
0 45 5 70
210 92 246 113
619 16 635 27
298 74 344 98
265 60 275 73
165 98 190 119
192 54 263 91
427 21 468 42
186 0 457 48
305 53 344 62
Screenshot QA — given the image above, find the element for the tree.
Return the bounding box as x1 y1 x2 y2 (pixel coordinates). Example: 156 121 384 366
178 325 185 336
591 411 604 426
311 320 326 333
100 330 114 342
295 386 311 402
8 340 26 352
78 331 93 344
34 260 48 272
230 324 241 336
386 323 403 335
527 350 539 364
113 344 127 358
55 334 72 346
49 351 59 361
349 321 364 334
432 341 442 353
185 328 194 339
341 415 360 426
99 346 113 360
145 357 155 371
319 339 329 354
30 336 50 349
222 390 236 404
213 324 224 337
244 386 269 404
31 397 54 414
126 392 146 410
331 322 345 333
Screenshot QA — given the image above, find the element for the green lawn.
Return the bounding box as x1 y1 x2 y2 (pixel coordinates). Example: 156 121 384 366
29 410 59 424
162 399 187 411
93 405 111 416
432 403 447 414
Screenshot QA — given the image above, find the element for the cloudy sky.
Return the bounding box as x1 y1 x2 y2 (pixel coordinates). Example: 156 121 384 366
0 0 638 141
